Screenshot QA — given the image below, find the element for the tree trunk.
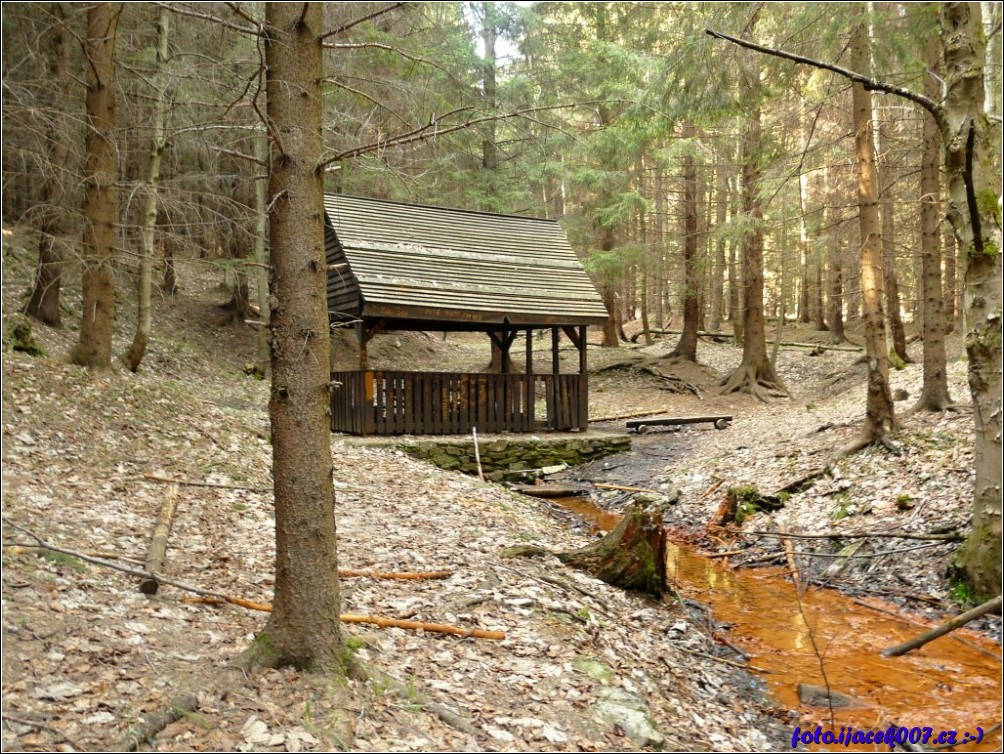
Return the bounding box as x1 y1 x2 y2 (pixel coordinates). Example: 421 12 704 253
814 245 827 331
255 122 270 377
71 3 120 370
940 2 1002 598
599 223 620 347
124 6 170 372
826 210 846 343
247 2 345 670
727 176 743 342
798 173 812 324
24 4 69 328
850 14 895 443
878 117 910 365
913 34 952 412
161 224 177 295
709 155 727 331
944 230 958 332
720 98 787 402
671 125 699 361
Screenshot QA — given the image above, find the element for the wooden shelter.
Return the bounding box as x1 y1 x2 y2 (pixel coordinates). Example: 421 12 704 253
325 194 609 436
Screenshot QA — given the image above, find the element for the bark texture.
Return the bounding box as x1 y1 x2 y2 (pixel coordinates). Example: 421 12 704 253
24 4 69 328
850 15 895 443
255 2 345 669
671 125 700 361
720 99 787 401
914 34 953 412
125 6 170 372
940 2 1002 597
71 3 120 369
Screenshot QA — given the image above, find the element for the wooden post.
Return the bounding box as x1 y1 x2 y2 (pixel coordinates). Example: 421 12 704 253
551 326 560 374
578 325 587 374
525 328 533 374
357 320 368 370
578 325 588 429
501 328 510 374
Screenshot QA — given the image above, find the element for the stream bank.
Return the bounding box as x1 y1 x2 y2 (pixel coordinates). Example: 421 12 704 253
525 416 1002 751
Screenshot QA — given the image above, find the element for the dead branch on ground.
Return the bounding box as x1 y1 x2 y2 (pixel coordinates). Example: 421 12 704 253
117 694 199 752
2 520 501 640
881 596 1002 657
142 473 271 492
338 569 453 580
733 528 964 542
140 484 179 594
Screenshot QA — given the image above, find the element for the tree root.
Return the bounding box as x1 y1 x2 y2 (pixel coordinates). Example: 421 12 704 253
719 364 789 402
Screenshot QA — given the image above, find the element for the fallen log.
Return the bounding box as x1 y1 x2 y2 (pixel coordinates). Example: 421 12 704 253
881 596 1002 657
594 482 660 494
503 503 670 598
117 693 199 752
509 483 590 498
140 484 179 595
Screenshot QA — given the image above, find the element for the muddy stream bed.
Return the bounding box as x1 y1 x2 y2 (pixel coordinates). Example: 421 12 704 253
536 425 1002 751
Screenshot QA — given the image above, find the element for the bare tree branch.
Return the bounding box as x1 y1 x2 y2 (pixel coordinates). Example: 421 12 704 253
704 27 947 132
217 146 266 166
322 41 467 86
318 2 407 41
318 101 602 168
322 77 409 126
159 2 258 37
223 2 259 29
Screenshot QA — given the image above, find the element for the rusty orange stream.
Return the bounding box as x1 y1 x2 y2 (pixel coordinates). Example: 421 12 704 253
550 496 1003 751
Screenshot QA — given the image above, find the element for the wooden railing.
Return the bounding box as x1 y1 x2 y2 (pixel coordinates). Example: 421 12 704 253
330 370 587 436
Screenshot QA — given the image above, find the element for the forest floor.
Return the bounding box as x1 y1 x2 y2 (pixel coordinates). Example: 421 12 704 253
2 230 1000 752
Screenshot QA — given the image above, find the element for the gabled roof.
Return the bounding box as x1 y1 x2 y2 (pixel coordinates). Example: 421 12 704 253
324 194 609 329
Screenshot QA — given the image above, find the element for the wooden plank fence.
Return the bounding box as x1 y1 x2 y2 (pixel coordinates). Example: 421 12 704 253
330 370 587 436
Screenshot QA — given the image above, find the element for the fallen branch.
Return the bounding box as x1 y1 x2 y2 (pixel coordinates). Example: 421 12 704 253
366 668 482 736
698 479 725 500
791 542 946 559
142 473 271 492
1 713 84 752
140 484 179 595
773 467 829 496
184 597 505 639
117 694 199 752
2 520 503 640
594 482 659 494
781 526 800 585
340 614 505 640
338 569 453 580
671 648 774 674
707 549 748 559
731 528 963 542
852 598 1002 660
4 544 144 564
881 596 1003 657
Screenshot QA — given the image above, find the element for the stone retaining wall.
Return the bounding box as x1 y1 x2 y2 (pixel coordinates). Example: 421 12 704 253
396 433 631 481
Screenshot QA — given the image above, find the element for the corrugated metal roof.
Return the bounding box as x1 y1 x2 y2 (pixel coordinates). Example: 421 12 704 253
324 194 609 327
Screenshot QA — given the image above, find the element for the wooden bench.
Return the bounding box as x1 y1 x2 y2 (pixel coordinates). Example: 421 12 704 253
626 415 733 433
